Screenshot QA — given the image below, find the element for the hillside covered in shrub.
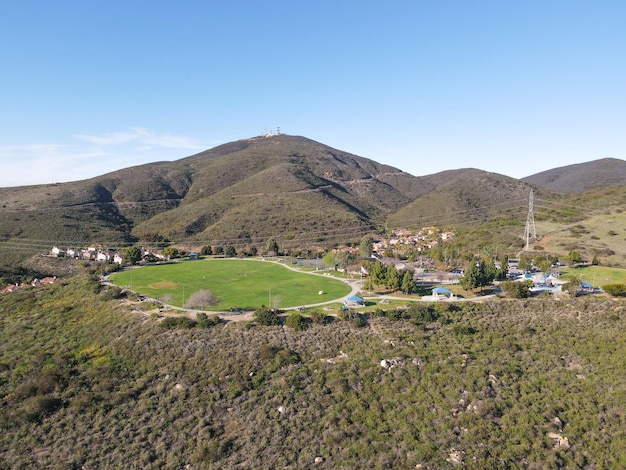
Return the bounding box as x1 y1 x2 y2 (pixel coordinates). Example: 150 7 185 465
1 274 626 468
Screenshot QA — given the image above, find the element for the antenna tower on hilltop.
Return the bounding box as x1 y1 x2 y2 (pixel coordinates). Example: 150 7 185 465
524 189 537 251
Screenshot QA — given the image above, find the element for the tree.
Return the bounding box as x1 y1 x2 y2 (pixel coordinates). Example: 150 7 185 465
123 246 142 265
196 312 220 328
460 262 481 291
214 246 224 255
254 306 280 326
358 236 373 258
562 274 582 296
200 245 213 256
518 256 532 272
322 252 335 269
566 250 582 266
591 255 600 266
186 289 218 309
460 259 496 292
266 238 279 256
285 312 307 331
225 246 236 257
536 258 551 272
499 280 532 298
496 257 509 281
401 269 415 295
369 260 387 289
386 264 400 292
335 251 356 271
163 247 179 259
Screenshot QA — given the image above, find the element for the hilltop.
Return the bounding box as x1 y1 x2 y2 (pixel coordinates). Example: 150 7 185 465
522 157 626 193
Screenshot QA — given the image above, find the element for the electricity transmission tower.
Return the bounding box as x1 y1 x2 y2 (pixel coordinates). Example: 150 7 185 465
524 189 537 251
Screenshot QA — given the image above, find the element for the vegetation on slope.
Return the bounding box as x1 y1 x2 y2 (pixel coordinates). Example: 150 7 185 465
1 273 626 468
522 158 626 194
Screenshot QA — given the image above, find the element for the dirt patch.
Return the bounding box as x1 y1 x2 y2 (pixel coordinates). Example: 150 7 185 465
150 281 178 289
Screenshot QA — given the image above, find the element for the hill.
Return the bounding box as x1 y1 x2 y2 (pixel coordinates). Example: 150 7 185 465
522 158 626 193
0 135 425 258
2 274 626 467
2 134 625 274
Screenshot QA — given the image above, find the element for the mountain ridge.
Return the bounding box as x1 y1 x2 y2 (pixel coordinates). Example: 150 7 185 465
522 157 626 193
0 134 624 268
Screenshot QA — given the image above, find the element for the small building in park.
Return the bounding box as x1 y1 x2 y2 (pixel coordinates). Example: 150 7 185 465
432 286 453 300
345 295 365 306
189 252 199 260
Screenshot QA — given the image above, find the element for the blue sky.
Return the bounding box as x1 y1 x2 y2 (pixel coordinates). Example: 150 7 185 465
1 1 625 187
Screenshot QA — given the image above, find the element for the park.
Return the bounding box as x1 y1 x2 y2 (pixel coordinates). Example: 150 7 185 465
108 258 353 311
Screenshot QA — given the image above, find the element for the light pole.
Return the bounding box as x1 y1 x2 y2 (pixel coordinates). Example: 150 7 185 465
182 285 185 308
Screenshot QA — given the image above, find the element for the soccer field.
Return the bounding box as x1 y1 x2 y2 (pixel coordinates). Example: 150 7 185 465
109 258 352 311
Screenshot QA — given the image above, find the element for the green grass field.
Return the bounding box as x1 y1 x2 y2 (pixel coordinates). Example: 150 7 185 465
109 258 352 311
559 265 626 286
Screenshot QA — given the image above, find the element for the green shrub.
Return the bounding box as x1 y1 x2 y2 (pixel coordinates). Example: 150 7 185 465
603 284 626 297
499 280 532 298
272 348 301 369
385 309 403 321
451 324 477 335
254 306 280 326
373 308 386 317
159 317 197 329
351 314 366 328
406 303 439 322
196 312 220 328
310 310 328 325
285 312 307 331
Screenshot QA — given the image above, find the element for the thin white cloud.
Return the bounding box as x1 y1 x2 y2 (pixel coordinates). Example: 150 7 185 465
0 144 108 187
74 131 138 146
74 127 204 150
0 127 208 187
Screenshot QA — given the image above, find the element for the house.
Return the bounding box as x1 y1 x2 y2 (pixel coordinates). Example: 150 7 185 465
67 248 82 258
51 246 68 257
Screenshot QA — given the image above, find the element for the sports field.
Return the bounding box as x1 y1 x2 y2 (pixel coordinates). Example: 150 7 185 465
559 265 626 286
109 258 352 311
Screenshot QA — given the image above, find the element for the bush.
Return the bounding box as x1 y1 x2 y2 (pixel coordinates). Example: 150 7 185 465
406 303 439 322
272 348 301 369
285 312 307 331
499 280 532 298
196 312 220 328
603 284 626 297
23 397 65 422
451 324 477 335
385 309 403 321
351 314 366 328
159 317 197 329
310 310 328 325
254 306 280 326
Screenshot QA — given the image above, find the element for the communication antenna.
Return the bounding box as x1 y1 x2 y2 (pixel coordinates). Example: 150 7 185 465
524 189 537 251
